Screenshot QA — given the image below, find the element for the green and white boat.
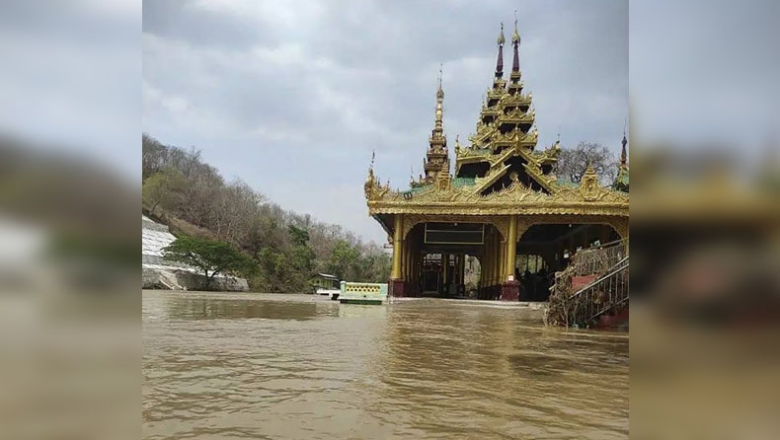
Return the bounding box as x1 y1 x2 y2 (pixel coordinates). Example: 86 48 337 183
338 281 388 305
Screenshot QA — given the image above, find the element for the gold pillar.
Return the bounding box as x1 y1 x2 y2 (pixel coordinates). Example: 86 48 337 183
498 241 505 284
495 233 502 285
506 216 518 281
616 218 629 254
391 214 404 279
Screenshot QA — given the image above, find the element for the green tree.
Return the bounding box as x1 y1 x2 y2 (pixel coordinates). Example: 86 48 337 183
288 224 309 246
163 235 254 290
326 240 359 281
142 168 185 216
288 225 314 270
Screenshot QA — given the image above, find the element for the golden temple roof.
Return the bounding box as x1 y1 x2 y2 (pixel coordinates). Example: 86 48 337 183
365 21 629 219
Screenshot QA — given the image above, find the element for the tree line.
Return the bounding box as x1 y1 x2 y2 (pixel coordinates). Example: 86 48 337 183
142 134 391 292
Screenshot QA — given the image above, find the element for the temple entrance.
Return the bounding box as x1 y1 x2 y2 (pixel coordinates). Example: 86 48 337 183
419 253 472 297
402 222 497 299
385 213 627 302
515 223 621 301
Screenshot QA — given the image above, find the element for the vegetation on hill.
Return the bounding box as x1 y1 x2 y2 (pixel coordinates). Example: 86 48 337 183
142 134 391 292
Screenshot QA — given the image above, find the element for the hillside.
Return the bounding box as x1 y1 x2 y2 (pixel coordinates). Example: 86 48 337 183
142 134 390 292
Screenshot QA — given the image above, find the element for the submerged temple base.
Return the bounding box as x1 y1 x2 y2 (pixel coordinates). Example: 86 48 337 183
501 280 520 301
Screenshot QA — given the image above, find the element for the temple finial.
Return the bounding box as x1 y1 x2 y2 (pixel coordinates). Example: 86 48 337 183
431 65 445 142
620 124 628 167
434 69 444 129
511 10 521 74
495 22 505 78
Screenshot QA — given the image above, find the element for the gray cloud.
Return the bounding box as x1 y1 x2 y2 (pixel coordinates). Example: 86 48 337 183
143 0 628 243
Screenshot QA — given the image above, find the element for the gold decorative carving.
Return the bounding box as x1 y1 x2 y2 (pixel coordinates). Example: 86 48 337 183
578 164 602 201
367 174 629 218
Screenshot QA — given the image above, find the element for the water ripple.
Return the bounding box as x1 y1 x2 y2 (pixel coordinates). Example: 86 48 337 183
144 291 628 439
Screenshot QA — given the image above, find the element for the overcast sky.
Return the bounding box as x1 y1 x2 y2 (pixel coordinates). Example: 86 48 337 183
143 0 628 244
0 1 775 245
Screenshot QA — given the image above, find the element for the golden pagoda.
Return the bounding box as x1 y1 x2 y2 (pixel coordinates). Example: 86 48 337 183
365 19 629 300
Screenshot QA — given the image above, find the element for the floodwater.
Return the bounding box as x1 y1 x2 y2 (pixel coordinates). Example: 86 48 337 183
143 291 628 439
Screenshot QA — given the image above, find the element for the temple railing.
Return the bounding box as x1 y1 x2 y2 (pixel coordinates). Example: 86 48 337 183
546 257 629 327
558 238 629 279
546 238 630 328
570 257 629 324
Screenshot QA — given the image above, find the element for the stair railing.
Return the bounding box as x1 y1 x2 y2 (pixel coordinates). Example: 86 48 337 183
566 256 629 325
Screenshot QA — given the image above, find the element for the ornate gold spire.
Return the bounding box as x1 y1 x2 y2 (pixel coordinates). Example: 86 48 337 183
620 128 628 168
495 22 505 78
511 10 521 73
614 125 630 192
424 65 449 184
434 63 444 136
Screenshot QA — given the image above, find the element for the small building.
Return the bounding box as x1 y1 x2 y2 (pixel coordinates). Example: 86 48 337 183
310 273 340 294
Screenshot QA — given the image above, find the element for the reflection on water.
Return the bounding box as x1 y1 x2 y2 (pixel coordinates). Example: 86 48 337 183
143 291 628 439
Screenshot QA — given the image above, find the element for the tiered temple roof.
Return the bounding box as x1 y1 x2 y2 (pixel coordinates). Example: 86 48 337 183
365 19 629 220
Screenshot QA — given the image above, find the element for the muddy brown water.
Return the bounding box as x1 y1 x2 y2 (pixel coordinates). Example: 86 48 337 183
143 291 628 439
